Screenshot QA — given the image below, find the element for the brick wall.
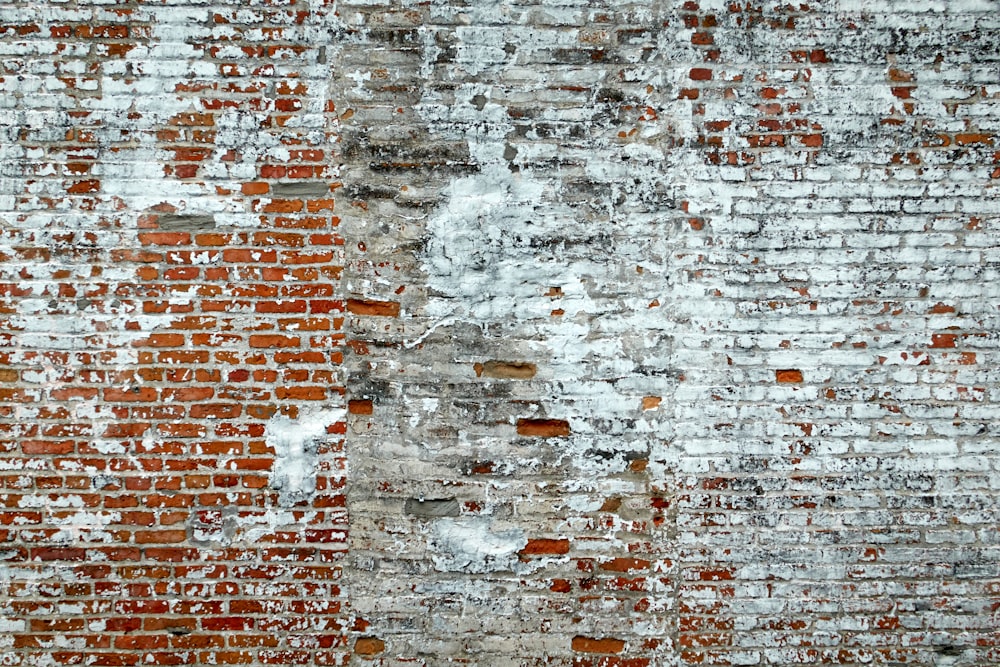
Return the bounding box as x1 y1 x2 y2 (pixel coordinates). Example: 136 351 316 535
2 1 999 665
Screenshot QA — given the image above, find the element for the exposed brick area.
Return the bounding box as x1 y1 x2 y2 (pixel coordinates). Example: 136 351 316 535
2 1 1000 665
0 2 350 663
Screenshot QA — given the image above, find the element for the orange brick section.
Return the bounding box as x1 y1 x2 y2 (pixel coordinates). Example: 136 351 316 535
521 539 571 555
516 418 572 437
348 399 374 415
572 636 627 654
354 637 386 656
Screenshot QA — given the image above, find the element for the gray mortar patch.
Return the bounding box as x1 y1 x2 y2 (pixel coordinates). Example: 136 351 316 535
271 182 331 198
405 498 460 518
156 214 216 231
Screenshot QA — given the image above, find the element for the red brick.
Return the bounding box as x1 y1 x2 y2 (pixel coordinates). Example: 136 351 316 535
775 369 803 383
139 232 192 246
521 538 570 555
249 334 300 348
600 558 651 572
516 418 570 437
104 387 159 402
955 133 994 146
67 179 100 193
930 333 958 348
348 399 373 415
354 637 385 656
346 298 400 317
572 636 626 654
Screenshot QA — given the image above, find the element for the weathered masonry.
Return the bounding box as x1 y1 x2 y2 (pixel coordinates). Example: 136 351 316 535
1 1 999 665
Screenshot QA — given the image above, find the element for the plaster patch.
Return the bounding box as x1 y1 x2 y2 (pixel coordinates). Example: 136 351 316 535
429 518 527 573
418 92 578 321
266 407 345 507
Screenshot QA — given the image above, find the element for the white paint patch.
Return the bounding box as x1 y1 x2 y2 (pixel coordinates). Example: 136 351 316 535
266 407 345 507
50 511 120 544
407 398 440 428
0 618 26 633
238 509 321 544
18 495 86 509
418 89 580 322
429 518 527 573
423 161 562 320
92 440 127 455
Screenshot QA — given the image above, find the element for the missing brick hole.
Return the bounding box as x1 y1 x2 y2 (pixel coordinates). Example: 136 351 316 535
933 645 962 656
